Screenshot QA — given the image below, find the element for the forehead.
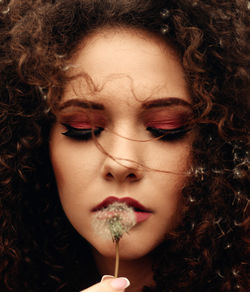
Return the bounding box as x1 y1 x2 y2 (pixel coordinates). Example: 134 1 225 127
63 28 190 104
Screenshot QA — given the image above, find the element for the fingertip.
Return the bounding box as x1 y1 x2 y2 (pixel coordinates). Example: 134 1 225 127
80 276 130 291
101 275 114 282
110 277 130 290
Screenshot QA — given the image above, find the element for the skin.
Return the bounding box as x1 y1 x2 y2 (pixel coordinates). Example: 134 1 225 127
80 276 130 292
49 28 193 291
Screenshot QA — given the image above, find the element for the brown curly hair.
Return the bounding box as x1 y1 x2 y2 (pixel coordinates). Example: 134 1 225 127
0 0 249 291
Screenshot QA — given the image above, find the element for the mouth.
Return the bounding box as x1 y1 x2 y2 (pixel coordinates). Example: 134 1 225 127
92 196 152 223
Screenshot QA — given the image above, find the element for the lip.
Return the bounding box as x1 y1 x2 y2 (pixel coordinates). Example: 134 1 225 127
92 196 153 223
92 196 151 212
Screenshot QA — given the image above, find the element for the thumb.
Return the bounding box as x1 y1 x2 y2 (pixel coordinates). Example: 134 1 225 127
80 276 130 292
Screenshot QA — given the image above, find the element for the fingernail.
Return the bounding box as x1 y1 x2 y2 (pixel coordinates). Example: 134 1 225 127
110 277 130 289
101 275 114 282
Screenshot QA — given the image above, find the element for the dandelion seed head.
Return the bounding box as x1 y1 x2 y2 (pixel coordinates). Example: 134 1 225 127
92 202 136 242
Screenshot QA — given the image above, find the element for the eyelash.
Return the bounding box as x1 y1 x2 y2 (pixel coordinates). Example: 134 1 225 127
146 126 190 141
61 123 104 141
61 124 189 142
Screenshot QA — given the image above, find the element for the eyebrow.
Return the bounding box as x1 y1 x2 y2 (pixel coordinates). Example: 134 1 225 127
142 97 192 109
58 97 191 111
58 99 105 111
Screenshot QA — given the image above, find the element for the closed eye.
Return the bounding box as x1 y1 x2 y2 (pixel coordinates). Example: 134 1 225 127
61 123 104 141
146 126 190 141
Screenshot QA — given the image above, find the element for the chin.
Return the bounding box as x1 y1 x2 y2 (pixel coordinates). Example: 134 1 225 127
89 234 160 260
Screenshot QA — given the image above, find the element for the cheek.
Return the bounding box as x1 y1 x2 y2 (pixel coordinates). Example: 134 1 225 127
49 135 95 231
156 173 185 212
150 148 190 232
145 141 192 174
50 128 96 182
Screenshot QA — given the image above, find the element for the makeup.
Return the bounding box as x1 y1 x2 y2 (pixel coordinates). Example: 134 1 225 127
59 111 106 140
61 123 104 140
143 108 192 141
93 196 153 224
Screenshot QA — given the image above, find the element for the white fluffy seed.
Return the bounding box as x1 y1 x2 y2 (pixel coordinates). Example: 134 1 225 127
92 202 136 242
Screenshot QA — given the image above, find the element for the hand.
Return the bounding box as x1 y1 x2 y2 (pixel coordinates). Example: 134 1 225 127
80 276 130 292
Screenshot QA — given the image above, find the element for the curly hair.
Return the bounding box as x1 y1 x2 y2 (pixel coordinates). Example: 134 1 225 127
0 0 249 291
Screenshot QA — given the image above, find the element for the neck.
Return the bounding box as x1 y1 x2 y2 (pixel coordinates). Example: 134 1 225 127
92 248 154 292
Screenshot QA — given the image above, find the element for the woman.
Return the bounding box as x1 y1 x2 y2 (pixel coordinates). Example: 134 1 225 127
0 0 249 291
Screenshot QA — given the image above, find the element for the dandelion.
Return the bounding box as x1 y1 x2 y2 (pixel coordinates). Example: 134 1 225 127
92 202 136 277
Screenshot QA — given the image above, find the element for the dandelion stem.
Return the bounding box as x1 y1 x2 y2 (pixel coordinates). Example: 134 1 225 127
114 240 120 278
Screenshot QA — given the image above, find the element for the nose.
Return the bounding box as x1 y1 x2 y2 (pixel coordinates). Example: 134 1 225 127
101 134 144 184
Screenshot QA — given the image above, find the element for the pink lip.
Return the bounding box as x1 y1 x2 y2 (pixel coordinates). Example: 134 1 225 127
92 196 152 223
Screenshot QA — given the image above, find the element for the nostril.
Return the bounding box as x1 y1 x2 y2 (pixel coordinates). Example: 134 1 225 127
127 173 139 181
102 163 143 183
128 173 136 178
105 172 114 180
106 172 113 179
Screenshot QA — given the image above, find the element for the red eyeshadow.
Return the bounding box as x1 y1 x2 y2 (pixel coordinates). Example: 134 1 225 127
67 122 92 129
59 111 106 128
144 110 191 129
146 119 184 129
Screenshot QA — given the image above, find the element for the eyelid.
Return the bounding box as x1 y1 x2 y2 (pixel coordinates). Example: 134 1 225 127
146 121 186 129
142 108 192 123
62 123 91 129
61 123 104 140
63 121 94 129
146 126 190 141
57 111 106 124
61 123 103 130
145 115 191 129
58 116 106 129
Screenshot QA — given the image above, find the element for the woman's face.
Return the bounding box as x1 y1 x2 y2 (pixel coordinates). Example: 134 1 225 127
49 28 193 260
